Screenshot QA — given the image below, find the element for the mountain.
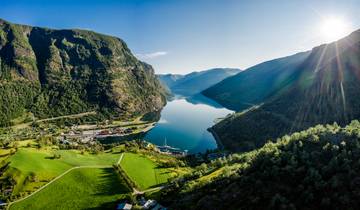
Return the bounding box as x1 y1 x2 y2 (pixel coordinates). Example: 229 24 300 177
209 29 360 152
162 121 360 210
157 74 184 89
202 51 311 111
158 68 241 96
0 19 166 126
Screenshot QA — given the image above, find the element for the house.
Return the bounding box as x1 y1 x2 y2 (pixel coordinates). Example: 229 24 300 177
116 202 132 210
114 127 125 134
0 200 6 206
99 130 111 135
80 136 94 143
60 139 70 145
4 188 12 196
143 199 157 209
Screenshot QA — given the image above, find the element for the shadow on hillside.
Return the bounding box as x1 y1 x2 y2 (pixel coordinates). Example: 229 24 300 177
92 168 131 196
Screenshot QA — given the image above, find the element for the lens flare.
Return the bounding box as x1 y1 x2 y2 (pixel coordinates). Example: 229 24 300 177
320 17 352 43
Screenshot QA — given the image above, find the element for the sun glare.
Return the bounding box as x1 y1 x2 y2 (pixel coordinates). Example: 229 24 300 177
320 17 352 43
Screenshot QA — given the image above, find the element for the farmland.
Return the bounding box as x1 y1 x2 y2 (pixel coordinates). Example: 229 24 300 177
10 167 131 210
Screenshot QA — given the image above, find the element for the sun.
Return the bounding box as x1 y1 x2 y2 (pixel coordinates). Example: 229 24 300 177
319 17 352 43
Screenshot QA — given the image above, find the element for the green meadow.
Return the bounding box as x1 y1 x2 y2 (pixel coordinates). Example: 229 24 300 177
10 167 130 210
4 147 120 195
120 153 179 190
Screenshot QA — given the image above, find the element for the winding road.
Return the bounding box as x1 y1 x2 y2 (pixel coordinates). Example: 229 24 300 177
4 153 166 209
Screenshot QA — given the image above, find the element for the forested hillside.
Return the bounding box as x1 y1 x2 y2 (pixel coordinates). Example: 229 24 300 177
202 52 310 110
0 19 166 126
162 121 360 210
210 29 360 152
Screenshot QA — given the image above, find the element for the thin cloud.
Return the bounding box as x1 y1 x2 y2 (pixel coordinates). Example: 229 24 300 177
136 51 168 59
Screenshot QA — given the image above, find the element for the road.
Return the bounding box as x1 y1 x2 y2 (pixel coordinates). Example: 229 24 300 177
5 153 166 209
6 165 111 209
36 111 97 123
117 153 124 165
132 186 166 195
11 111 97 130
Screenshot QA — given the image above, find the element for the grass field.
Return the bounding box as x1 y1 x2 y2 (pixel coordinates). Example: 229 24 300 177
10 167 131 210
120 153 176 190
4 148 120 195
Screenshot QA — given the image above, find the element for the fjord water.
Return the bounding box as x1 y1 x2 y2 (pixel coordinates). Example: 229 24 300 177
144 95 233 153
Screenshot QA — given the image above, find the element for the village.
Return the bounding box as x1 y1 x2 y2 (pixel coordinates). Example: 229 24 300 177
58 123 189 157
57 121 155 146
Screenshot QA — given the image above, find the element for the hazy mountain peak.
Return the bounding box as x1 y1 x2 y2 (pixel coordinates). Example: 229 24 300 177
158 68 241 96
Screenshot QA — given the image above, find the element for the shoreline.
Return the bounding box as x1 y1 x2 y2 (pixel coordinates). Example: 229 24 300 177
208 127 225 150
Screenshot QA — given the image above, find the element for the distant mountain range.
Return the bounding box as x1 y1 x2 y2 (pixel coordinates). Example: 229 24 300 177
202 52 311 111
0 18 166 126
204 29 360 152
158 68 241 96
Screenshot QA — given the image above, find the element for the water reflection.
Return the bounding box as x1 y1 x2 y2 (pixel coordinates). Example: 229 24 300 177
144 95 233 153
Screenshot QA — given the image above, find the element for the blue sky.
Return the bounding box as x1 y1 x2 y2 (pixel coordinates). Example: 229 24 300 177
1 0 359 74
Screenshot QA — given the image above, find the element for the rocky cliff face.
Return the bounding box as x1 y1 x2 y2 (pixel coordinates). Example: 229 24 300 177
0 19 166 126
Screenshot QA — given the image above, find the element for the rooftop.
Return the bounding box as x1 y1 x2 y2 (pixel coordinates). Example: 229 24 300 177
116 203 132 210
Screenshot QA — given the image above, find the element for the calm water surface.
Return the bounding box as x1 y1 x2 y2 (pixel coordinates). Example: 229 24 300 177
144 95 233 153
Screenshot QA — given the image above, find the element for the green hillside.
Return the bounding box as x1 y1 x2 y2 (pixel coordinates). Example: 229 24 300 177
120 152 185 190
10 167 130 210
2 147 119 196
0 18 166 127
202 52 310 111
162 121 360 210
210 29 360 152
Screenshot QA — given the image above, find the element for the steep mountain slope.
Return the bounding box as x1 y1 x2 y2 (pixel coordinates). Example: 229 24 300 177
202 52 311 111
212 29 360 152
0 19 166 126
162 121 360 210
158 68 240 96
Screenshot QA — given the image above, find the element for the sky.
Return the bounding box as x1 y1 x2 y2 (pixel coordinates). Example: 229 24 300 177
0 0 359 74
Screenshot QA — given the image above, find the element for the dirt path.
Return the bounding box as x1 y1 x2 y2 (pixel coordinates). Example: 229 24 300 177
5 153 165 208
117 153 124 165
36 111 97 123
6 152 124 209
6 165 111 209
11 111 97 130
132 185 166 195
117 153 167 196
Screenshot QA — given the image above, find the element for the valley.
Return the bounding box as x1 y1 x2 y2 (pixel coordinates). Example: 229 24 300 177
1 1 360 209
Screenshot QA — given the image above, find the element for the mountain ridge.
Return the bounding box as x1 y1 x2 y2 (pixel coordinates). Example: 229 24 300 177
158 68 241 96
0 18 166 126
202 51 311 110
207 29 360 152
